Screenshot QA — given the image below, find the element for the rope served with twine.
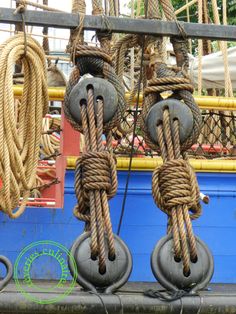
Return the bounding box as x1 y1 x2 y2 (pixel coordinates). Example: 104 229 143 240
0 34 48 218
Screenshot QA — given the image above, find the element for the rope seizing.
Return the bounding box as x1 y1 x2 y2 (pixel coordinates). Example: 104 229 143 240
0 34 48 218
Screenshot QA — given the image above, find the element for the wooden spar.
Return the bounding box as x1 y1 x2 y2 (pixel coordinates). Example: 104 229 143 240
1 7 236 41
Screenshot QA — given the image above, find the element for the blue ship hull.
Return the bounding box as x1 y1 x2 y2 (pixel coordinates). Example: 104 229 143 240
1 170 235 283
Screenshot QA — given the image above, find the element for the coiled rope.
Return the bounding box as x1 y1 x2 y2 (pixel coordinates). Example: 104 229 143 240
0 34 48 218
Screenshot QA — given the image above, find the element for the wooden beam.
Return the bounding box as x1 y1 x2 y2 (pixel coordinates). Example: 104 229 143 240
1 7 236 40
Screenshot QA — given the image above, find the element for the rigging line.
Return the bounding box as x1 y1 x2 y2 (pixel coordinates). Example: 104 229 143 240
117 0 148 236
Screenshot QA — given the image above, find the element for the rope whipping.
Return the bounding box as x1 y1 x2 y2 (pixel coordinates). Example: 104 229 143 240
64 1 127 274
0 34 48 218
140 0 203 276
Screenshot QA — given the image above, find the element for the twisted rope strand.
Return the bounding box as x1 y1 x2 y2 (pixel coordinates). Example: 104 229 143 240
0 34 48 218
152 110 201 275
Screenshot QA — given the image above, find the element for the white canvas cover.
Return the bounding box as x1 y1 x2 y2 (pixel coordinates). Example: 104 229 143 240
189 47 236 90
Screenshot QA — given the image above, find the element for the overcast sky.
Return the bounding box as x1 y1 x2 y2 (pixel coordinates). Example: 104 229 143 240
0 0 129 49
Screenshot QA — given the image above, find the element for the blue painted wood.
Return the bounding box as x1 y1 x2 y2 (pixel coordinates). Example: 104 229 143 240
0 170 236 283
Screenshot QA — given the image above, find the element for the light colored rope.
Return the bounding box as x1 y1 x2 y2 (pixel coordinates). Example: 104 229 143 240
175 0 198 15
15 0 63 12
0 28 69 41
211 0 233 97
0 34 48 218
198 0 203 95
130 0 135 90
186 0 192 53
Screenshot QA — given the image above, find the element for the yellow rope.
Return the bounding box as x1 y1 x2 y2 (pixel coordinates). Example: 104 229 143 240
0 34 48 218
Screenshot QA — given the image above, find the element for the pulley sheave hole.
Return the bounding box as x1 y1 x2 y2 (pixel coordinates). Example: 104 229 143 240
151 234 214 292
68 232 132 293
68 77 118 125
145 99 194 145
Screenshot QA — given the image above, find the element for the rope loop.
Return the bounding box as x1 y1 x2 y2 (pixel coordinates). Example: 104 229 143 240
14 2 28 56
152 159 201 219
141 63 202 152
0 34 48 218
73 44 112 66
64 49 126 133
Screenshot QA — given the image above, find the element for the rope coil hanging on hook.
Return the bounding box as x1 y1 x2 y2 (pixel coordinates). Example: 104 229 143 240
0 33 48 218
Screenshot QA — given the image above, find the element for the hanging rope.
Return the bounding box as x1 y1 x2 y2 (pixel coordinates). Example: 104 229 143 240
142 72 202 275
40 117 60 159
0 34 48 218
73 96 118 274
67 0 86 54
42 0 51 67
211 0 233 97
140 0 203 276
198 0 203 94
64 0 127 273
151 113 201 275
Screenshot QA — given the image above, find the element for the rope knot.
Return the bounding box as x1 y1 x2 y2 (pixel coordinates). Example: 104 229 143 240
81 151 117 198
152 159 201 218
14 1 26 14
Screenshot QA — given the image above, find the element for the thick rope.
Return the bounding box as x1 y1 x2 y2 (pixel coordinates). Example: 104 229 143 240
152 110 201 275
211 0 233 97
64 6 124 272
42 0 51 67
0 34 48 218
92 0 114 53
140 0 202 275
67 0 86 55
73 92 117 274
40 117 60 158
64 49 126 134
